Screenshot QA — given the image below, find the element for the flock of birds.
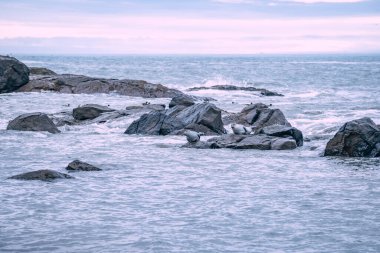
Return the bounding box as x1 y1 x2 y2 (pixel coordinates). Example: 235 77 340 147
184 123 253 143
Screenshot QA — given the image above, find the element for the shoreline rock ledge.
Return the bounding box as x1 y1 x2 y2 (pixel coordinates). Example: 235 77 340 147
18 73 184 98
324 117 380 157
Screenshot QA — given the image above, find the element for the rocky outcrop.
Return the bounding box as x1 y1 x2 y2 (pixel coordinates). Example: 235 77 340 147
125 102 226 135
73 104 115 120
7 113 60 134
66 160 102 171
29 67 57 76
0 55 30 93
223 103 291 131
8 170 74 181
18 74 183 98
324 117 380 157
169 94 195 108
187 85 283 96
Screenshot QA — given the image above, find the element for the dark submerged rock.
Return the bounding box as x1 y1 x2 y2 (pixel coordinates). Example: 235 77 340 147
73 104 115 120
324 117 380 157
29 67 57 76
7 113 60 133
18 74 183 98
8 170 74 181
0 55 30 93
66 160 102 171
169 94 195 108
125 102 226 135
187 85 283 96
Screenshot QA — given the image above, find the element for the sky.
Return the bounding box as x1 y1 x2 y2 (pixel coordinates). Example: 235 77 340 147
0 0 379 54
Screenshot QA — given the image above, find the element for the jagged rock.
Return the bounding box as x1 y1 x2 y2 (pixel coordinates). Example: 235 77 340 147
223 103 291 130
0 55 30 93
324 117 380 157
187 85 283 96
169 94 195 108
18 74 183 98
29 67 56 75
7 113 60 133
66 160 102 171
125 102 226 135
8 170 74 181
258 125 303 146
73 104 115 120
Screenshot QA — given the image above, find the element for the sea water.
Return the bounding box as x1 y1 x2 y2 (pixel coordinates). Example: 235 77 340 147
0 55 379 252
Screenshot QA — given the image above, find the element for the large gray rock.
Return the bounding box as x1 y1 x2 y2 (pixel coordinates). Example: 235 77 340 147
223 103 291 130
66 160 102 171
0 55 30 93
125 102 226 135
18 74 183 98
324 117 380 157
258 125 303 147
8 170 74 181
73 104 115 120
29 67 57 76
7 113 60 133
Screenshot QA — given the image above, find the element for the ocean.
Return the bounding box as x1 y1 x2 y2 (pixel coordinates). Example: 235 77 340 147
1 54 379 252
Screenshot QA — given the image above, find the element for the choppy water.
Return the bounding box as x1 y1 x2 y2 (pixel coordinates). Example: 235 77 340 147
1 55 380 252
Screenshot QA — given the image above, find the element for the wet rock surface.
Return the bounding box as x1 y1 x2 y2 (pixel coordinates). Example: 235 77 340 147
66 160 102 171
7 112 60 134
8 170 74 181
0 55 30 93
324 117 380 157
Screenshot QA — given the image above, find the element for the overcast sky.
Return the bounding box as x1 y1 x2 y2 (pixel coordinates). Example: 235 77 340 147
0 0 379 54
